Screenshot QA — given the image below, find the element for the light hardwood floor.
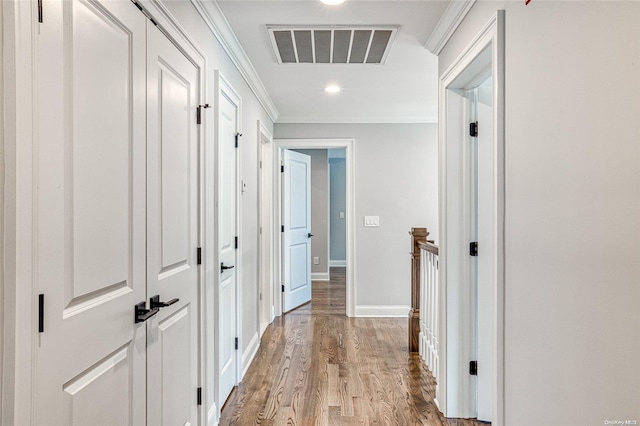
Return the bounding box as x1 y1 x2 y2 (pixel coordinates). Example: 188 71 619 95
220 268 485 426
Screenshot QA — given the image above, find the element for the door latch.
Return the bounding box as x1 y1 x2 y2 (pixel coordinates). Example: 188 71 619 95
220 262 235 274
150 295 179 309
134 302 158 323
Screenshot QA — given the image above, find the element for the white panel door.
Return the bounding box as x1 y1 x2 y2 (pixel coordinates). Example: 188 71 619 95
282 149 312 312
35 1 147 424
476 76 495 423
217 76 239 407
146 23 200 426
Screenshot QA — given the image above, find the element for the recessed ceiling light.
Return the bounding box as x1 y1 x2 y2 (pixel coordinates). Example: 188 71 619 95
321 0 345 5
325 85 341 93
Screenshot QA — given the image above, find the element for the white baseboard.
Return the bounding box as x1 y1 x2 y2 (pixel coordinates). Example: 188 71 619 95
355 305 410 317
241 332 260 379
311 272 330 281
208 403 218 426
329 260 346 267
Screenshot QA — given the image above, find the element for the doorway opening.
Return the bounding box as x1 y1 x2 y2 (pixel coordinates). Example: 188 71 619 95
285 148 347 316
272 139 355 318
438 10 505 424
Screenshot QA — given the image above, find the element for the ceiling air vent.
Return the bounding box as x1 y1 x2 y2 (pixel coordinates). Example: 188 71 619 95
267 25 399 64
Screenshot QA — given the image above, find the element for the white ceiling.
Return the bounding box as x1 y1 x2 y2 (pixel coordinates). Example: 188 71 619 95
216 0 449 123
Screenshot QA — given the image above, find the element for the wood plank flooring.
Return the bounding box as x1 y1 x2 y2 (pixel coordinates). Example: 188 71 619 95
220 268 485 426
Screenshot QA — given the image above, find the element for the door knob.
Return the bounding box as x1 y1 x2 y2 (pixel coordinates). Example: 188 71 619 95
150 295 179 309
308 233 314 238
134 302 158 323
221 262 235 273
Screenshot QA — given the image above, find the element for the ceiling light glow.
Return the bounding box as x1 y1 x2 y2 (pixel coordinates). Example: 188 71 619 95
325 85 341 93
321 0 346 5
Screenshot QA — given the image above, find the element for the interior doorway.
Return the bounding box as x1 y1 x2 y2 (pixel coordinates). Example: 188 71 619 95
284 148 348 315
438 10 505 424
272 139 355 318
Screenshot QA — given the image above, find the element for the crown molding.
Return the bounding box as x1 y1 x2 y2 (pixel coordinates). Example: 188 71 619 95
190 0 279 122
275 115 437 124
424 0 476 55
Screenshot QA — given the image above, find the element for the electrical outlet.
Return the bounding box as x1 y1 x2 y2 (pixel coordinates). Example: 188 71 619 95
340 211 345 219
313 257 319 265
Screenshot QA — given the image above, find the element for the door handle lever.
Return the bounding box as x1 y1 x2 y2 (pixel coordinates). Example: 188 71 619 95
308 233 314 238
134 302 158 323
150 295 179 309
221 263 235 273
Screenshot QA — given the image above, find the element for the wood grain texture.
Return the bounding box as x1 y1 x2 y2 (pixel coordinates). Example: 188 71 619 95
220 268 485 426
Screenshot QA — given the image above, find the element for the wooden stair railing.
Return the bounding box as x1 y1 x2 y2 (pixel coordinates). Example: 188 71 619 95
408 227 430 352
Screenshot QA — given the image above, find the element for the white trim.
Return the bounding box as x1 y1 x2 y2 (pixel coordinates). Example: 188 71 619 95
311 272 330 281
240 332 260 379
329 260 346 267
424 0 476 55
189 0 279 121
354 305 410 318
276 115 437 124
438 10 505 425
257 120 275 338
274 139 356 317
207 403 219 426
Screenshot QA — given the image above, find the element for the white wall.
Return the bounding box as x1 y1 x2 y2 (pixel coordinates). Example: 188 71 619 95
292 149 329 276
274 124 438 310
162 1 274 360
441 2 640 424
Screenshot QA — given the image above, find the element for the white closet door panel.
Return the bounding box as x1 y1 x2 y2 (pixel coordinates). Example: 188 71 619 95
35 1 147 424
146 22 199 426
62 345 133 426
217 78 239 408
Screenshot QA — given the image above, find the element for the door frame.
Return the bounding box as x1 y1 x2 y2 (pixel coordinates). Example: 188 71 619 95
213 70 243 411
257 120 274 336
438 10 505 425
272 139 355 317
2 1 209 424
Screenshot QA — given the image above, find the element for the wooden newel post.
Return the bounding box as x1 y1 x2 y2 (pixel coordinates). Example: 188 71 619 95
409 227 429 352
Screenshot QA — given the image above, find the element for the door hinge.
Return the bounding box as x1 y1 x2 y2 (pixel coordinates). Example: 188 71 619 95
131 0 157 26
38 294 44 333
470 121 478 137
197 387 202 405
37 0 43 23
234 337 239 350
470 360 478 376
234 236 238 249
281 225 284 233
259 160 262 169
196 104 210 125
281 285 285 293
197 247 202 264
470 242 478 257
235 133 242 148
280 165 284 173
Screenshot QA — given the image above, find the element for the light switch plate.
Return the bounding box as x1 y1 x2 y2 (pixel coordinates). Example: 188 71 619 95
364 216 379 227
339 211 345 219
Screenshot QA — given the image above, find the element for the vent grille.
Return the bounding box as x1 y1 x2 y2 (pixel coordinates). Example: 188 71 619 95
267 26 399 64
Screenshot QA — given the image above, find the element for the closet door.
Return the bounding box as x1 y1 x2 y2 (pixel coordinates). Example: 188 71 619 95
35 1 147 424
146 22 200 426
